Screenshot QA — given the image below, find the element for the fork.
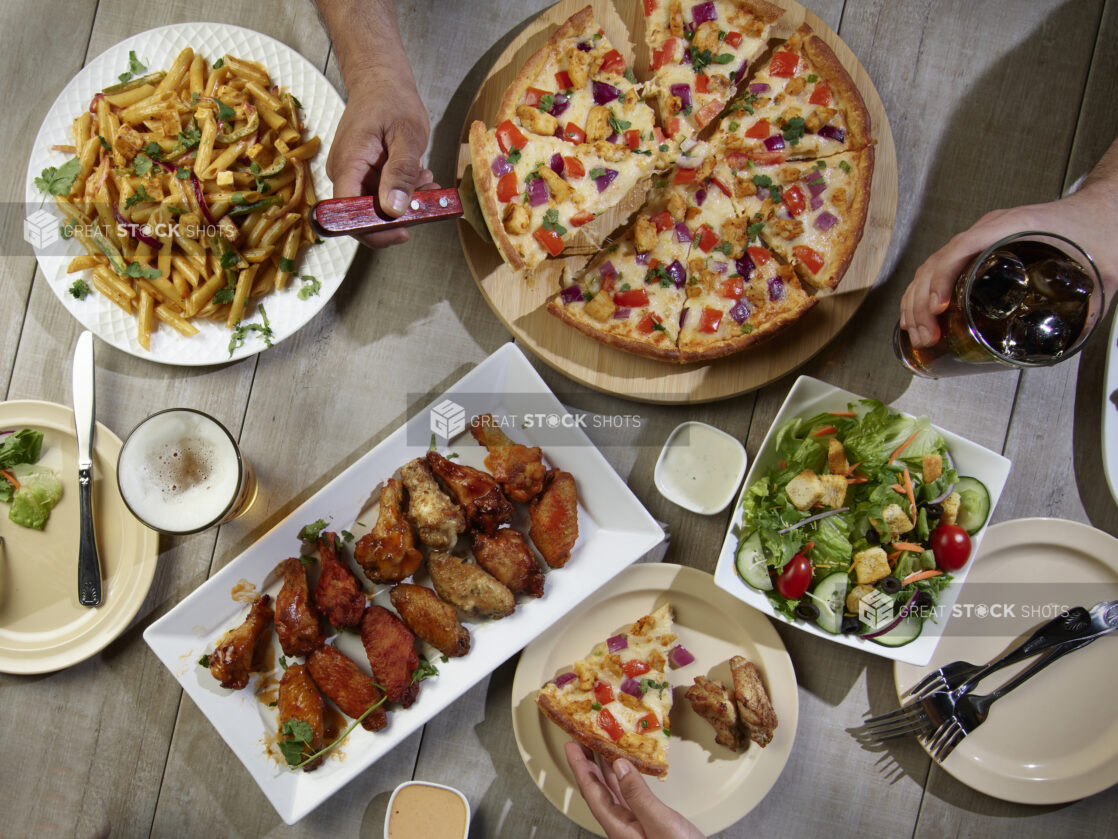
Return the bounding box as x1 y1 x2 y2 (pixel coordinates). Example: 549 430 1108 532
904 600 1118 700
925 635 1099 762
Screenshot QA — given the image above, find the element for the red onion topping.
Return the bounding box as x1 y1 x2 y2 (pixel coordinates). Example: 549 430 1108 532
768 277 785 301
599 260 618 284
679 306 690 328
549 153 564 176
554 672 577 688
814 211 839 231
818 124 846 143
191 172 216 226
592 81 620 105
736 253 755 280
527 177 549 206
694 187 707 206
669 83 692 111
729 300 751 324
491 156 513 177
594 168 619 192
669 645 696 667
612 306 632 320
749 82 770 94
634 250 650 265
620 677 643 697
667 259 686 288
763 134 785 151
607 634 628 653
710 260 728 274
674 222 692 243
550 93 570 118
810 195 824 211
560 284 585 304
692 1 717 23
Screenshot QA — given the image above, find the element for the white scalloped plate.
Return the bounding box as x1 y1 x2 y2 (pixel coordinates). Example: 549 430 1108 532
24 23 357 365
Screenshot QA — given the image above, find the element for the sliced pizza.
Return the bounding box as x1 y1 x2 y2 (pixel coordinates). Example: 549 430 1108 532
713 22 871 163
642 0 783 138
537 603 677 776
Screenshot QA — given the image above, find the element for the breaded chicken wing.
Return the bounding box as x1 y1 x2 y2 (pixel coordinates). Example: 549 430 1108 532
278 663 326 771
685 675 747 752
428 550 515 619
275 557 326 657
306 644 388 732
313 531 366 630
360 605 420 708
390 583 471 659
209 594 273 690
355 478 423 583
529 469 579 568
426 451 514 535
400 457 466 550
731 656 778 747
469 414 547 503
472 527 545 598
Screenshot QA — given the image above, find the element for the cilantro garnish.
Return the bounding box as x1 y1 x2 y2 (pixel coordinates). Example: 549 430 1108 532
658 143 669 152
741 323 755 334
68 279 90 299
213 286 235 304
639 678 670 698
143 141 162 159
340 530 354 543
746 220 765 239
537 93 555 113
542 208 567 235
624 68 637 84
839 159 852 173
124 185 153 209
607 110 632 136
213 98 236 122
752 174 773 189
411 654 439 685
297 518 329 542
279 257 297 273
227 303 274 356
781 116 806 146
198 654 210 667
175 167 191 180
98 135 110 150
124 262 160 280
132 153 153 177
117 50 146 84
645 264 672 288
277 719 315 767
589 167 607 180
297 275 321 300
714 241 734 255
506 147 522 165
34 158 80 197
212 57 225 69
591 701 602 711
807 73 819 83
178 124 202 149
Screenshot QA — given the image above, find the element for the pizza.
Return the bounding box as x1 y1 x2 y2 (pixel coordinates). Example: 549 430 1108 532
469 6 875 362
536 603 677 776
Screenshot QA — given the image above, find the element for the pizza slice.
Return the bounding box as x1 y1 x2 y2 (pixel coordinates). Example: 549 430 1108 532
642 0 784 138
713 22 871 163
537 603 677 776
470 6 662 275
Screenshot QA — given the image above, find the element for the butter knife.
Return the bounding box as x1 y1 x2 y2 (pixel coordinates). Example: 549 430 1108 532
72 330 102 607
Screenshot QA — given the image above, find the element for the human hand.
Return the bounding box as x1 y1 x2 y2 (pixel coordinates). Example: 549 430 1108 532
900 184 1118 348
326 69 434 249
564 742 705 839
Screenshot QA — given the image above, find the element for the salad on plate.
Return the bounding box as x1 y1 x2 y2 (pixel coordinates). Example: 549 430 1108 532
734 399 990 647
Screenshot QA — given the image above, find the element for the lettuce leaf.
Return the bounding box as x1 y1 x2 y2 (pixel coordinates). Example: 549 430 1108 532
0 429 43 469
7 463 63 530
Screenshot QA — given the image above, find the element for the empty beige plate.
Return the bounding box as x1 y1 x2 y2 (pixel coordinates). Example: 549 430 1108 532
511 563 798 836
895 518 1118 804
0 400 160 673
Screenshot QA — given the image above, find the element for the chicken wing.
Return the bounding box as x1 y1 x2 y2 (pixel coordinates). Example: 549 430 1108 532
390 583 471 658
360 604 420 708
472 527 545 598
428 550 515 619
209 594 273 690
313 531 366 630
278 663 326 771
275 557 326 657
469 414 547 503
731 656 778 747
400 457 466 550
426 451 513 535
529 469 579 568
685 675 747 752
354 478 423 583
306 644 388 732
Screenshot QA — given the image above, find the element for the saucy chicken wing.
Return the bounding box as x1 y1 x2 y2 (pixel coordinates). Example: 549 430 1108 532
426 451 513 535
209 594 273 690
355 478 423 583
390 583 471 659
469 414 547 503
360 605 420 708
400 457 466 550
278 663 326 771
306 644 388 732
275 557 326 657
529 469 579 568
428 550 515 619
731 656 778 747
685 675 747 752
472 527 545 598
313 531 366 630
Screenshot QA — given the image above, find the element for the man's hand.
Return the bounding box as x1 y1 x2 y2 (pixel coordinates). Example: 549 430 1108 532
564 742 706 839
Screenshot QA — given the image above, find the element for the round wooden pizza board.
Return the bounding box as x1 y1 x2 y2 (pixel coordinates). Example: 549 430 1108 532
457 0 898 404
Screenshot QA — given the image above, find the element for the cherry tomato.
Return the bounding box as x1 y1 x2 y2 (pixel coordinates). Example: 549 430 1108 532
776 552 812 600
931 524 972 571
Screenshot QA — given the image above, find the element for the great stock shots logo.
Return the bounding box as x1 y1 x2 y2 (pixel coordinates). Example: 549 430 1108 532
858 588 895 632
430 399 467 441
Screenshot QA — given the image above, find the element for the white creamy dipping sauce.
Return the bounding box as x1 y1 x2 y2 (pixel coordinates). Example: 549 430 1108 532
655 422 747 515
386 783 468 839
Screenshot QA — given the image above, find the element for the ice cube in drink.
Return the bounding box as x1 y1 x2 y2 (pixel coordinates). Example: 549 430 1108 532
970 251 1028 319
1002 308 1076 361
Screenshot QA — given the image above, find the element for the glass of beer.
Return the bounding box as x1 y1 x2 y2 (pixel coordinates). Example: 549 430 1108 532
894 231 1105 378
116 408 257 535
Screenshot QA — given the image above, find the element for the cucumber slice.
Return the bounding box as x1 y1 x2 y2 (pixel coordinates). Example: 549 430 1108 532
735 530 773 591
869 610 923 647
810 571 848 634
953 476 990 534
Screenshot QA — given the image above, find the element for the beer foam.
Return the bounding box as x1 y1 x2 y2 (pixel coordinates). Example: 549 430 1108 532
118 411 241 533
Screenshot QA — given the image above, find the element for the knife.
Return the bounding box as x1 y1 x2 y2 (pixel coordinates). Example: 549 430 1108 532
72 330 102 607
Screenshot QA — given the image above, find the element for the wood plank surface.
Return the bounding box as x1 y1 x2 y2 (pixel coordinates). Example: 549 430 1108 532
0 1 1116 838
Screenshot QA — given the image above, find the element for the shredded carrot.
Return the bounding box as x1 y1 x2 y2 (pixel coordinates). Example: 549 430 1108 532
887 551 902 564
803 541 815 552
779 458 787 469
843 460 863 476
888 431 921 464
892 541 925 553
829 411 858 418
847 475 869 485
811 425 838 437
0 469 19 491
902 468 916 518
890 483 905 493
902 570 943 586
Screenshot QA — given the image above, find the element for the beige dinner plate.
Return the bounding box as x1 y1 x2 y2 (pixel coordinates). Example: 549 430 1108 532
0 400 159 673
894 518 1118 804
511 563 798 836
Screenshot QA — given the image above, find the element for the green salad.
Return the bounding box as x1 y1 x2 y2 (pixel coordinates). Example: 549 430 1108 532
0 429 63 530
734 399 990 647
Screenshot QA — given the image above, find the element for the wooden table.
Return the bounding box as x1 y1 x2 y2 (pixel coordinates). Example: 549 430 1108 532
2 1 1116 836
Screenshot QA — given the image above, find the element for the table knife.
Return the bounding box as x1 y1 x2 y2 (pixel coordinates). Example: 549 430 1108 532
72 330 103 607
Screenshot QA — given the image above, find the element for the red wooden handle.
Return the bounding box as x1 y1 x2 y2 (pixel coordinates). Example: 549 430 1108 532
311 187 463 236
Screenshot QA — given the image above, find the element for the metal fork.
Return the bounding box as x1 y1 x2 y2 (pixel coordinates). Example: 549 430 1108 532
926 635 1099 762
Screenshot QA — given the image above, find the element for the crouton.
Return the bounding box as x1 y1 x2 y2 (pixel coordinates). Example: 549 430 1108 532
828 438 849 475
941 491 961 526
853 548 891 585
846 584 876 615
882 503 914 538
922 454 943 483
819 474 847 509
785 469 824 510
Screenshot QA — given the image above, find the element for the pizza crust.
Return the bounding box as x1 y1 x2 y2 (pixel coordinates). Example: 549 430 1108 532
548 298 682 361
679 295 817 361
469 120 528 274
797 24 873 149
537 690 668 777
